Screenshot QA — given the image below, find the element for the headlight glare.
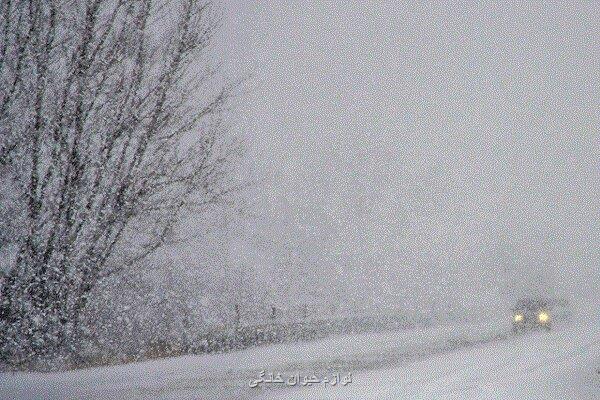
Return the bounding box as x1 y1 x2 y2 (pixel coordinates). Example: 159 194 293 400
514 314 524 322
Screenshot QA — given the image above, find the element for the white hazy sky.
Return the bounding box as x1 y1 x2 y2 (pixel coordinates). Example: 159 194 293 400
216 1 599 313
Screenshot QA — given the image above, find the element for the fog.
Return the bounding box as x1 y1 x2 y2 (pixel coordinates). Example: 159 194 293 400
217 1 599 316
1 1 599 396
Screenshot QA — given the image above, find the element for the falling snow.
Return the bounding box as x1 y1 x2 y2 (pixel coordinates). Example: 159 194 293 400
1 1 599 399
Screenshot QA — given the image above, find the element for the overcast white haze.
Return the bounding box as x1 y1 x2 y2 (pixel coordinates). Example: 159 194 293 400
1 1 599 399
212 1 600 316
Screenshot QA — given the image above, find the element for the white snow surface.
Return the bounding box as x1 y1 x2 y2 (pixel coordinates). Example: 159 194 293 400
1 316 598 399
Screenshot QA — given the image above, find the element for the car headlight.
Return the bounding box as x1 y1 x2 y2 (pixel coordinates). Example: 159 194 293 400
514 314 524 322
538 312 549 323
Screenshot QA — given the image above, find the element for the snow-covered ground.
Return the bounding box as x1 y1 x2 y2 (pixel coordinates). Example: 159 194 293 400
258 318 600 400
1 316 598 399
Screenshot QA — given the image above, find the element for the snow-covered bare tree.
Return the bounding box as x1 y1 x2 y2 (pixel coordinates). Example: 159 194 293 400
0 0 240 368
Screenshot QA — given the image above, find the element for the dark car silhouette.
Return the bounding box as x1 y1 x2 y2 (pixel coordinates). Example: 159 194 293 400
511 297 552 333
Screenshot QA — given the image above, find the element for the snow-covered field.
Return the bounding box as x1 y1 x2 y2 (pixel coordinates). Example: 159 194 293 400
1 316 598 399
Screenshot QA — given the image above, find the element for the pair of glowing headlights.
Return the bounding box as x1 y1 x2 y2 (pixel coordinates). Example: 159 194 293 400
513 311 550 323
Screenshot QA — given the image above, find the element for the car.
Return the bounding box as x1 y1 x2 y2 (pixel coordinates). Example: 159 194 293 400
511 297 552 333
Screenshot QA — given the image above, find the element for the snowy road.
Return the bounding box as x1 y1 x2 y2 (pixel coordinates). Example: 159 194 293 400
1 317 598 399
257 319 600 400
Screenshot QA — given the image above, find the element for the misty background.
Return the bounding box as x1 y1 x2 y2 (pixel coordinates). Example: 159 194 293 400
0 0 597 377
197 1 600 320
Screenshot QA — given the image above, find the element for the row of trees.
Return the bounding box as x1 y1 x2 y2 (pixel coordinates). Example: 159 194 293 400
0 0 241 369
